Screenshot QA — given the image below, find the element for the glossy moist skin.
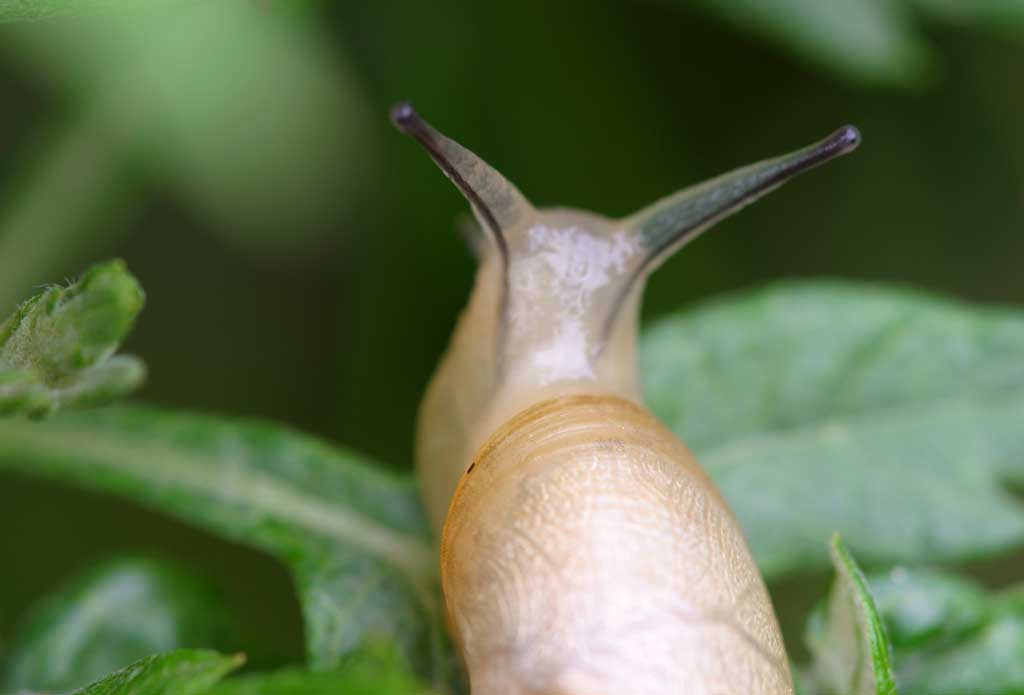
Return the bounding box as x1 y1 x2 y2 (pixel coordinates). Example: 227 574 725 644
393 103 858 694
443 394 791 695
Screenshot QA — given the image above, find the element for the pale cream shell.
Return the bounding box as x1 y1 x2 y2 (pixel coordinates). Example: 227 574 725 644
441 394 793 695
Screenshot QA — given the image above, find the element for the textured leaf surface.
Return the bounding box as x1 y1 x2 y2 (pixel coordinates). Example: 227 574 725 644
806 534 897 695
0 406 449 684
641 281 1024 579
2 557 233 692
870 567 1024 694
0 259 145 416
72 649 242 695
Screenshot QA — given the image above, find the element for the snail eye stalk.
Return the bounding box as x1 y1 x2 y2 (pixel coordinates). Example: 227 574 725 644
625 125 861 272
390 102 535 262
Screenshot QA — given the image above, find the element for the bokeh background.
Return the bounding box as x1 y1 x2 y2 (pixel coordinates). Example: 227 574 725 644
1 0 1022 667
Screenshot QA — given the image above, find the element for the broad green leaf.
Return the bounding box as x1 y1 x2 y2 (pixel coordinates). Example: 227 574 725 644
0 259 145 417
869 568 1024 694
641 281 1024 579
806 534 897 695
0 406 451 686
2 557 233 693
72 649 242 695
672 0 930 85
209 646 435 695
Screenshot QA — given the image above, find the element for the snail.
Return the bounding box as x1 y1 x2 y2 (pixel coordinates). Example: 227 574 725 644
392 102 859 695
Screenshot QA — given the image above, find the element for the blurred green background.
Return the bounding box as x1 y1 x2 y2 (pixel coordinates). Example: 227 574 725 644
1 0 1022 667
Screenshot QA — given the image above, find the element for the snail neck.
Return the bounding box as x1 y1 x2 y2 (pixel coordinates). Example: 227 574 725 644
415 239 645 531
471 215 648 457
498 214 645 397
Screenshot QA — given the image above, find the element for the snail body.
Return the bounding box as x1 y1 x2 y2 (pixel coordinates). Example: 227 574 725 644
393 104 859 694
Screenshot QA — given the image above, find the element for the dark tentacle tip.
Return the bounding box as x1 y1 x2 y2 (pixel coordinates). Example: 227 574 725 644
389 101 418 132
831 125 862 155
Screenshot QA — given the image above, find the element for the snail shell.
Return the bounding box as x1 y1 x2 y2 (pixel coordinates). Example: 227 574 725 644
443 394 790 694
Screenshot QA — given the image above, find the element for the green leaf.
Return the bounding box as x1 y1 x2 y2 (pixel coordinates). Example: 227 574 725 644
2 557 234 693
0 259 145 417
641 281 1024 579
806 534 898 695
208 645 435 695
671 0 930 85
293 551 452 677
869 567 1024 694
0 406 451 686
72 649 242 695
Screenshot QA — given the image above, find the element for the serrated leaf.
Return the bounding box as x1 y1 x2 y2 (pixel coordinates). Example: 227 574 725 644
869 568 1024 694
670 0 930 85
2 557 234 693
806 534 898 695
0 406 452 687
641 281 1024 579
0 259 145 417
72 649 242 695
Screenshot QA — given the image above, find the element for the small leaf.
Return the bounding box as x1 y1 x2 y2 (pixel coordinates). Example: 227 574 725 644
71 649 242 695
869 568 1024 694
641 281 1024 579
0 406 451 686
208 645 435 695
0 259 145 417
806 533 897 695
2 556 234 693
